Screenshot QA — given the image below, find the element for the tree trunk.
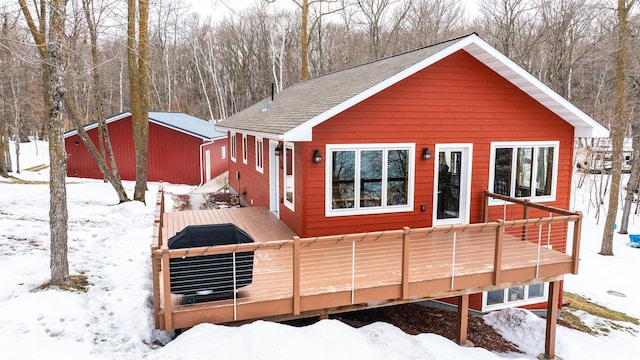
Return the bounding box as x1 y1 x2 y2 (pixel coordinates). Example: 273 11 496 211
81 0 129 203
301 0 310 80
47 0 70 285
128 0 150 203
64 100 130 202
601 0 634 256
620 121 640 233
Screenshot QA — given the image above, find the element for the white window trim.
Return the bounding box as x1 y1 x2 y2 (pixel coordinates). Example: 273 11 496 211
488 141 559 205
283 142 295 211
230 133 237 163
255 137 264 174
242 134 248 165
221 145 226 160
482 283 549 312
432 143 473 226
325 143 415 217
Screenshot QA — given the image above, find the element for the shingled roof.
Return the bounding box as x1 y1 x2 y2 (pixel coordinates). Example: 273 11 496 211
215 33 608 140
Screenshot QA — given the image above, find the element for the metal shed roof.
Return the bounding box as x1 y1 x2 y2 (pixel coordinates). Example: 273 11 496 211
64 111 226 140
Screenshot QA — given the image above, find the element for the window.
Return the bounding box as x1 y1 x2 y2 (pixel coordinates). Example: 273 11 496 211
284 143 294 210
230 133 237 162
490 142 558 201
255 138 264 173
326 143 415 216
242 134 248 164
483 283 548 311
221 146 226 160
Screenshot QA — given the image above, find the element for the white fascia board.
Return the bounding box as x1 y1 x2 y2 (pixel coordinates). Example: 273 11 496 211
463 38 609 138
283 36 479 142
63 111 132 138
285 34 609 141
215 125 284 141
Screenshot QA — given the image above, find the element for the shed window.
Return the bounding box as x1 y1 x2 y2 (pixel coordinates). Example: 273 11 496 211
490 142 558 202
256 138 264 173
221 146 226 160
284 143 294 210
230 133 237 162
326 143 414 217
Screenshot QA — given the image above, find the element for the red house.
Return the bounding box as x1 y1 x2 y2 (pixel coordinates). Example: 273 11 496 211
65 111 227 185
216 34 608 315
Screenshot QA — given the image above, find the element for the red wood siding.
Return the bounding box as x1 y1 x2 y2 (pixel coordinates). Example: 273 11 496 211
65 115 225 185
300 50 575 238
228 135 271 208
199 138 228 184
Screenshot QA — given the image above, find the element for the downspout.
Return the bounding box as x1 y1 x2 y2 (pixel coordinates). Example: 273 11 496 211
199 139 215 186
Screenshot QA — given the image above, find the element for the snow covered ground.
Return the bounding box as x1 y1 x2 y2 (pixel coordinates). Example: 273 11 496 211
1 141 638 359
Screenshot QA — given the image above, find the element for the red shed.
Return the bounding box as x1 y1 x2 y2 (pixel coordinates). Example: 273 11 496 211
216 34 607 314
65 111 227 185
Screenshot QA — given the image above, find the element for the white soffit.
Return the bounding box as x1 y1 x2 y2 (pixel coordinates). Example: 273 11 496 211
463 40 609 138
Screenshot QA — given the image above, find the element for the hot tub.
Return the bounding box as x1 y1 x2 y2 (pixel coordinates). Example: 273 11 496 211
168 223 254 304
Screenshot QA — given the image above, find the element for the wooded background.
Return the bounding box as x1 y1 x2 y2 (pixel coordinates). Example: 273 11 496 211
0 0 636 138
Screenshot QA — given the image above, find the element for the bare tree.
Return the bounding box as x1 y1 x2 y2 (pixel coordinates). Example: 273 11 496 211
354 0 414 59
476 0 541 70
403 0 465 48
601 0 636 256
128 0 150 203
270 0 341 80
19 0 71 285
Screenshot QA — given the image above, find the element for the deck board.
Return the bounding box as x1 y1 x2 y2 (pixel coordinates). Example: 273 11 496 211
158 206 574 329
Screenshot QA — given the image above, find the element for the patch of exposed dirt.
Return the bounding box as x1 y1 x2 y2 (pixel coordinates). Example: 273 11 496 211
332 304 521 354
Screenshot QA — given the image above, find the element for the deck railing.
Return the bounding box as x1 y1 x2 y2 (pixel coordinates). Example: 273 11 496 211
152 188 582 331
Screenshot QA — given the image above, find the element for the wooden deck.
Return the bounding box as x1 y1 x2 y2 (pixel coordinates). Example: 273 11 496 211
151 188 582 332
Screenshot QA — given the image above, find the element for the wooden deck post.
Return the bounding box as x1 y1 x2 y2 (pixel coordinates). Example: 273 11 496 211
482 190 489 223
161 247 173 331
539 280 560 360
494 220 504 285
522 199 530 241
402 227 411 299
293 236 301 316
456 293 470 347
571 212 582 274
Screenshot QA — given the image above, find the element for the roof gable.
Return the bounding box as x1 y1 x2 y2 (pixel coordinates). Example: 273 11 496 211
216 33 608 140
64 111 226 140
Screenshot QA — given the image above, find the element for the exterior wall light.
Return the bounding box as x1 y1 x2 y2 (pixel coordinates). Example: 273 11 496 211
274 145 282 156
313 149 322 163
422 147 432 160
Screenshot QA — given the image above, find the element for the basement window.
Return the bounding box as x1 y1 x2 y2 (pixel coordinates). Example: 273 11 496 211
482 283 548 311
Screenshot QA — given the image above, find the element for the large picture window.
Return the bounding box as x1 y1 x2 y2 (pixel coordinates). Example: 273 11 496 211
490 142 558 202
326 144 414 216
